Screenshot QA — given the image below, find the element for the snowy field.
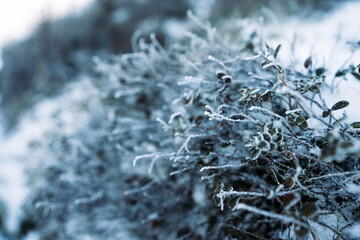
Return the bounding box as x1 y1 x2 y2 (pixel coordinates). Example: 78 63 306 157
0 1 360 239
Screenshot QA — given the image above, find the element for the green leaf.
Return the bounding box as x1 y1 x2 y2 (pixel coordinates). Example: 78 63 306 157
331 100 349 111
265 42 271 51
335 70 346 77
261 60 272 68
295 225 309 238
300 202 318 218
216 70 226 79
315 68 326 76
352 72 360 80
274 44 281 59
351 122 360 128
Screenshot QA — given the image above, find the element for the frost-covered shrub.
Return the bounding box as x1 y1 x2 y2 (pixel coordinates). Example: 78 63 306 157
21 8 360 240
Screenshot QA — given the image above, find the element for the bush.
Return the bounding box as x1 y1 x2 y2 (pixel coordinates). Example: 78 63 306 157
21 5 360 240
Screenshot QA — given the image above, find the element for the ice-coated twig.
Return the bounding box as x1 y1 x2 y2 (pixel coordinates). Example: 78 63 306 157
156 117 170 131
201 173 222 181
216 188 267 211
280 87 332 128
131 30 142 52
123 180 156 196
245 53 262 61
285 109 302 115
170 167 193 176
168 112 184 124
133 152 173 166
217 190 267 198
148 157 157 174
205 105 262 126
178 76 213 85
74 191 103 205
184 31 208 46
233 203 308 229
249 106 295 135
293 166 312 195
216 104 240 113
306 171 360 182
208 55 228 69
187 10 217 43
344 172 360 183
177 134 207 155
200 163 247 172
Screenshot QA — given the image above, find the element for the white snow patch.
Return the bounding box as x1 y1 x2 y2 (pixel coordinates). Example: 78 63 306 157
263 1 360 124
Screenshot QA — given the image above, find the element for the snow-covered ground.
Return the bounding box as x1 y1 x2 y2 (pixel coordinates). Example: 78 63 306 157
0 1 359 239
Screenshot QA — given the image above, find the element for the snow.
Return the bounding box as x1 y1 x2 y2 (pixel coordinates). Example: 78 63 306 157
264 1 360 124
345 224 360 238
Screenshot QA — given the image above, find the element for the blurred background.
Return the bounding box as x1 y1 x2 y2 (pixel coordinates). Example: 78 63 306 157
0 0 358 239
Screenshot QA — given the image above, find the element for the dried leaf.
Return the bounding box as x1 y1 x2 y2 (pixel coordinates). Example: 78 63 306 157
304 56 312 68
283 177 295 189
322 109 331 118
283 193 298 207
